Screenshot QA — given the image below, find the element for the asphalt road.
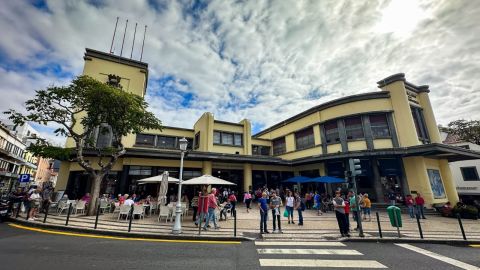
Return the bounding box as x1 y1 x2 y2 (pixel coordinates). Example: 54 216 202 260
0 222 478 270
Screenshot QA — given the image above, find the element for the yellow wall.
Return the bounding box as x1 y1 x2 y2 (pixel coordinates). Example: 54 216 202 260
373 139 393 149
258 112 320 140
320 99 392 122
55 162 71 191
380 81 419 147
278 146 322 160
285 134 295 153
418 92 442 143
439 159 459 204
240 119 252 155
194 112 214 151
327 144 342 154
347 141 367 151
123 157 203 168
212 145 244 154
213 122 244 133
251 139 271 147
243 163 252 192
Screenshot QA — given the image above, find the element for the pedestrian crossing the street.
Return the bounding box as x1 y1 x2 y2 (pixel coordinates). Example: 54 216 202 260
255 241 388 269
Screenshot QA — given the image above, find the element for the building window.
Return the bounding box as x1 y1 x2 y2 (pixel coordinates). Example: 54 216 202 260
252 145 271 156
460 167 480 181
96 124 113 148
411 107 430 143
135 134 155 146
194 132 200 149
272 137 286 155
344 117 364 140
213 131 243 146
129 166 152 176
370 114 390 138
295 127 315 150
324 121 340 144
157 136 176 149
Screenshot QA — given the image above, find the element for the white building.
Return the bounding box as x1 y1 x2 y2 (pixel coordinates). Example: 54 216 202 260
441 131 480 202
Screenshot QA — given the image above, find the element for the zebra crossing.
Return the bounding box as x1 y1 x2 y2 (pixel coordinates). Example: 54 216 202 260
255 240 388 268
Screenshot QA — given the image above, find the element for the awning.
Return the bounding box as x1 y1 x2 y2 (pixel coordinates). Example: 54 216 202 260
181 175 236 185
137 173 179 184
283 176 311 183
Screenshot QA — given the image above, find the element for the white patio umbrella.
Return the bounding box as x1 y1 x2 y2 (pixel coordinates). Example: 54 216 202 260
137 173 179 184
181 175 237 186
157 171 170 206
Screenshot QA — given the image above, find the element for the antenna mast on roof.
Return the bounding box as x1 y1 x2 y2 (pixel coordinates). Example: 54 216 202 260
130 22 138 59
120 19 129 57
109 17 119 54
140 25 147 61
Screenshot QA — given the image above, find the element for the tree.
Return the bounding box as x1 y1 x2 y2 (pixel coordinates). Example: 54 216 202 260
5 76 162 215
447 119 480 145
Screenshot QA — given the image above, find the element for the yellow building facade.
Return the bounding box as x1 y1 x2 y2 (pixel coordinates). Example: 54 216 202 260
56 48 480 207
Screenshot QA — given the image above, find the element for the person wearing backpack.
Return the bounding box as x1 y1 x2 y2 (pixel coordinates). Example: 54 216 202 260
294 192 304 226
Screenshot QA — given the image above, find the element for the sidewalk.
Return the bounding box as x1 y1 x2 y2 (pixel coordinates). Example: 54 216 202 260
11 205 480 242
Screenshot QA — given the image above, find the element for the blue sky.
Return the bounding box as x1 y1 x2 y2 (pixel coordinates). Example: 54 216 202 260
1 0 479 145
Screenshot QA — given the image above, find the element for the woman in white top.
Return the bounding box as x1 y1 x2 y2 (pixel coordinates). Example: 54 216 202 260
28 189 41 221
285 190 295 224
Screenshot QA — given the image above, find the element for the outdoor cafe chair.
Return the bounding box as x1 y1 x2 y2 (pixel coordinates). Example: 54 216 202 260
99 200 109 214
150 203 157 215
73 200 86 215
56 200 69 215
158 206 170 223
132 205 145 219
118 205 131 220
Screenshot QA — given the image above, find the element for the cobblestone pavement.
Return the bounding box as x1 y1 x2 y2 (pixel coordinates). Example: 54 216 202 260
15 205 480 241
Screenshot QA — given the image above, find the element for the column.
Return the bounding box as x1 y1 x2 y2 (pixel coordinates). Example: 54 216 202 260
337 119 348 152
202 161 212 175
439 159 459 204
371 158 384 202
362 115 374 150
319 124 327 154
243 163 252 192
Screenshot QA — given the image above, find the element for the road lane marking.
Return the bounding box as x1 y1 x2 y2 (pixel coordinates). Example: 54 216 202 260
255 241 345 246
471 245 480 248
8 223 241 245
257 248 362 255
396 244 480 270
259 259 387 268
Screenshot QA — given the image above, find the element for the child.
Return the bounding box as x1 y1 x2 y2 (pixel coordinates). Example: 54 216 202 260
362 193 371 221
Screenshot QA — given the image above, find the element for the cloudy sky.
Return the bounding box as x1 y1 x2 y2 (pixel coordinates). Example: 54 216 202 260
1 0 479 145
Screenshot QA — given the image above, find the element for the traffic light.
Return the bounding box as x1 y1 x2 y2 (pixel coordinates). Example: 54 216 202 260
344 170 352 181
349 158 362 176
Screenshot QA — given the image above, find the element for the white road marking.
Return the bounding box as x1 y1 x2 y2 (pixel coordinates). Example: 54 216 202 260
395 244 480 270
255 241 345 246
259 259 387 268
257 248 362 255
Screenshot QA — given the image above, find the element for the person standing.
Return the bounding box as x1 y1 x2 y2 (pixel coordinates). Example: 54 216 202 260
228 191 237 217
258 192 269 234
362 194 372 221
285 190 295 224
28 188 42 221
348 191 360 231
40 180 54 213
191 193 199 222
203 188 220 230
269 191 282 233
388 191 396 206
195 192 208 226
405 194 415 219
305 192 312 210
333 190 349 237
243 191 252 213
313 191 322 216
344 197 350 232
294 192 304 226
415 193 426 219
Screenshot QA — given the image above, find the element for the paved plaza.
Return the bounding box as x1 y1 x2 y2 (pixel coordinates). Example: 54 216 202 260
14 205 480 241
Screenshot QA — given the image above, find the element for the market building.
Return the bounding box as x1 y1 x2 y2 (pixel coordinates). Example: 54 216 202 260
55 48 480 207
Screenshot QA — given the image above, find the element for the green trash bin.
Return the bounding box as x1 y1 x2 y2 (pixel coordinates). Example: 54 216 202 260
387 206 402 227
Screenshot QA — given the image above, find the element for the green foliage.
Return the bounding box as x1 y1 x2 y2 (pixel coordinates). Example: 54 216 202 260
27 144 73 161
447 119 480 145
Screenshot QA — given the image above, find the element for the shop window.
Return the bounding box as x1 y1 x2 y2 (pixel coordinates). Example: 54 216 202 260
272 137 286 155
324 121 340 144
135 134 155 146
129 166 152 176
370 114 390 138
461 167 479 181
345 117 364 140
295 127 315 150
252 145 271 156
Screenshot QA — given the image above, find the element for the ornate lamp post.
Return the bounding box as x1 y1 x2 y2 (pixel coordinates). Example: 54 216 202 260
172 137 188 234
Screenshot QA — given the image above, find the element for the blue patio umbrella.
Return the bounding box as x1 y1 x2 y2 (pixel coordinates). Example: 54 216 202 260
282 176 312 183
310 176 345 183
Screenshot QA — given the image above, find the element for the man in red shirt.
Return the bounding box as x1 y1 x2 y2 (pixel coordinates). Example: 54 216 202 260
195 191 209 226
415 193 426 219
203 188 220 230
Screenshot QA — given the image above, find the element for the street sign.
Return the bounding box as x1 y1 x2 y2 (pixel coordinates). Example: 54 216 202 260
19 174 31 183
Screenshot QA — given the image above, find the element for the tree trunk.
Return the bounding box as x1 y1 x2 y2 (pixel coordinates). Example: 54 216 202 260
87 173 104 216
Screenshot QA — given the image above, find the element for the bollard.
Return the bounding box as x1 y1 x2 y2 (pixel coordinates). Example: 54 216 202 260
128 205 134 232
43 202 50 224
65 203 72 226
457 214 467 240
94 201 101 229
416 214 424 239
393 210 401 238
375 212 383 238
234 209 237 237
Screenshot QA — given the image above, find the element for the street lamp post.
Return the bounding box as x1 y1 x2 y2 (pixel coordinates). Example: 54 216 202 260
172 137 188 234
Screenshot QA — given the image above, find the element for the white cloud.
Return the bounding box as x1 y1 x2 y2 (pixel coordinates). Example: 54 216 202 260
0 0 479 136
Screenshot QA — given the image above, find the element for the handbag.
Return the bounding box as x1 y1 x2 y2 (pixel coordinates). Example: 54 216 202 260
283 209 289 217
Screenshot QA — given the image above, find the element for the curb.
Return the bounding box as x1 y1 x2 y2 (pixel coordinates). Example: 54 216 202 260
342 237 480 246
8 218 255 242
